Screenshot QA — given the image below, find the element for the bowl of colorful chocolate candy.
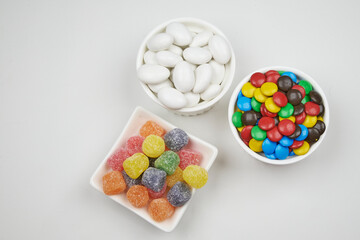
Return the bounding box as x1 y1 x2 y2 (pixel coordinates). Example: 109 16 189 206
90 107 218 232
136 18 235 116
228 67 329 165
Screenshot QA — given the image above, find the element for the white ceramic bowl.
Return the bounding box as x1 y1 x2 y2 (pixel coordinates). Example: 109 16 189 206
90 106 218 232
228 66 330 165
136 17 236 116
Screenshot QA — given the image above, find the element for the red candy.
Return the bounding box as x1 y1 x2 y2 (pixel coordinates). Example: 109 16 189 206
260 103 277 118
265 70 280 84
278 119 296 136
178 149 202 170
250 72 266 87
148 183 167 199
267 126 283 142
240 125 253 142
304 102 320 116
258 117 275 131
126 136 145 155
106 147 130 171
292 85 306 98
272 92 288 107
290 140 304 149
295 111 306 124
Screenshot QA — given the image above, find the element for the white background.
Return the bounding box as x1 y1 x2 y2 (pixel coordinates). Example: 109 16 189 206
1 0 360 239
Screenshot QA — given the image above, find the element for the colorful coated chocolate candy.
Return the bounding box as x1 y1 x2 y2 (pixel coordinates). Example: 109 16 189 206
232 70 326 160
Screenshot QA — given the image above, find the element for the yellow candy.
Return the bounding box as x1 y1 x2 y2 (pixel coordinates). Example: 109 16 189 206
317 116 324 122
249 139 263 152
254 88 268 103
236 107 244 113
183 165 208 189
123 153 149 179
279 116 296 123
241 82 256 98
142 135 165 158
166 167 183 187
260 82 278 96
293 141 310 155
265 97 281 113
303 115 317 128
237 126 245 132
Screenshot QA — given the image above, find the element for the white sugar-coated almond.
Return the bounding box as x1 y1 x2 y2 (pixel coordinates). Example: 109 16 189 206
190 31 213 47
208 35 231 64
156 51 183 68
166 22 192 46
137 64 170 84
200 84 222 101
183 47 212 65
147 33 174 51
209 60 225 84
193 64 213 93
172 61 195 92
187 62 197 71
168 45 183 56
184 92 200 108
158 87 187 110
148 79 173 93
187 25 205 33
144 51 158 64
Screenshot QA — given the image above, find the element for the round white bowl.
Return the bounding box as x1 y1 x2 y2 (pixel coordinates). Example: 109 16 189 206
136 17 236 116
228 66 330 165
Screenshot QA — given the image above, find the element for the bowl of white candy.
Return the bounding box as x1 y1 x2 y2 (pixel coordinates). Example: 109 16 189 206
136 17 236 116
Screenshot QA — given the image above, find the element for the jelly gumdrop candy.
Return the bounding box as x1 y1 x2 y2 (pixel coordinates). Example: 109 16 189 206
178 149 202 170
155 151 180 175
142 134 165 158
102 171 126 195
166 167 183 187
141 167 167 192
183 165 208 189
123 153 149 179
148 182 167 199
106 147 130 171
126 136 145 155
127 185 149 208
121 170 141 188
140 120 166 138
164 128 189 152
148 198 175 222
167 182 192 207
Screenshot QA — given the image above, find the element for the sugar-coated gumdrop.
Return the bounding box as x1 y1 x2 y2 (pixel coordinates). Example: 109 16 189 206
102 171 126 195
155 151 180 175
148 198 175 222
167 182 192 207
126 185 149 208
183 165 208 189
121 170 141 188
106 147 130 171
166 167 183 187
142 135 165 158
178 149 202 170
141 167 167 192
126 136 145 155
123 153 149 179
148 182 167 199
140 121 166 138
164 128 189 152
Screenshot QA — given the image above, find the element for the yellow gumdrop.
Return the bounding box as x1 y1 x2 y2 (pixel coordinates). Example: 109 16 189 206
260 82 278 96
123 153 149 179
166 167 183 187
317 116 324 122
303 115 317 128
265 97 281 113
293 141 310 155
279 116 296 123
142 135 165 158
183 165 208 189
241 82 256 98
249 139 263 152
237 126 245 132
254 88 268 103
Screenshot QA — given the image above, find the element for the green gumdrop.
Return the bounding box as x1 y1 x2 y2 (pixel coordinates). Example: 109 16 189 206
232 112 243 128
298 80 313 94
251 97 261 112
301 95 311 104
278 103 294 118
155 151 180 175
251 126 267 141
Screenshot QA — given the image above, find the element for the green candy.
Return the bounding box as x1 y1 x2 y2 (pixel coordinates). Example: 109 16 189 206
298 80 313 94
232 111 243 128
278 103 294 118
251 97 261 112
251 126 267 141
154 151 180 175
278 71 285 75
301 95 311 104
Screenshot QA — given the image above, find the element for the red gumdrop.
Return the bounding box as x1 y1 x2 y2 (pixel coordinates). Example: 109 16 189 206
304 102 320 116
106 147 130 171
295 111 306 124
278 119 296 136
292 85 306 98
290 140 304 149
241 125 253 142
148 183 167 199
126 136 145 155
250 72 266 87
267 126 283 142
261 103 277 118
273 91 288 107
258 117 275 131
178 149 202 170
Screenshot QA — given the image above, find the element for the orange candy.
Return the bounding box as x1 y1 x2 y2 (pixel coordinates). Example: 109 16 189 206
140 121 165 138
148 198 175 222
102 171 126 195
126 185 149 208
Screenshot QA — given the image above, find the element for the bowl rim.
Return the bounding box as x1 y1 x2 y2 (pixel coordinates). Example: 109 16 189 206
136 17 236 114
228 66 330 165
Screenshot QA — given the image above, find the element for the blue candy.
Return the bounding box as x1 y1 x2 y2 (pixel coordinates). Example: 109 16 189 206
237 96 252 111
167 182 192 207
265 153 277 159
289 150 295 156
275 144 289 160
262 138 277 154
295 124 309 141
238 91 243 99
122 170 142 188
141 167 167 192
279 136 294 147
282 72 297 83
164 128 189 152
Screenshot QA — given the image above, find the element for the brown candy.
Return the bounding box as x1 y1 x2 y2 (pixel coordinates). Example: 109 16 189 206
293 103 305 116
241 110 258 126
318 104 325 116
309 90 323 104
277 76 293 92
306 128 321 143
287 89 302 105
313 120 326 135
288 125 301 139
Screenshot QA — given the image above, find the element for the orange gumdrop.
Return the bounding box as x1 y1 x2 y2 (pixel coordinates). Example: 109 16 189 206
103 171 126 195
127 185 149 208
148 198 175 222
140 121 165 138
